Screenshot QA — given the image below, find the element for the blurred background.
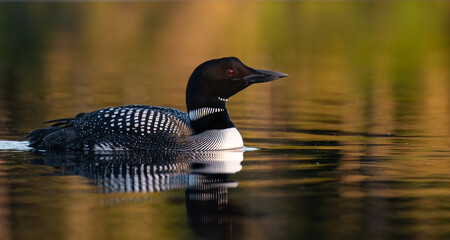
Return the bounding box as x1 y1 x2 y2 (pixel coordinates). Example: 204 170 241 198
0 1 449 240
1 1 448 137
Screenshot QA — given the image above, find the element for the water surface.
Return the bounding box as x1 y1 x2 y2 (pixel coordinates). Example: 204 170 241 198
0 1 449 240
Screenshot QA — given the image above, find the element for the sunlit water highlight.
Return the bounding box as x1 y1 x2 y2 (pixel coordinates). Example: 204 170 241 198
0 141 32 151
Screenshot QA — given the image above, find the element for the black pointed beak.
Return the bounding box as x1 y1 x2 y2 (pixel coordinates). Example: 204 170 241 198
243 69 288 83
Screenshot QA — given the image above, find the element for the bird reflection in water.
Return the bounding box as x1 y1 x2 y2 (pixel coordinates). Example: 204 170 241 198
30 149 244 239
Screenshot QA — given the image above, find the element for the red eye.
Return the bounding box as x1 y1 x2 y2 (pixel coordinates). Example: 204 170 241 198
226 68 234 76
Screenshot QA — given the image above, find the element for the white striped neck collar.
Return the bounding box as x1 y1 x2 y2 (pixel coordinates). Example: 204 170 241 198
188 107 226 121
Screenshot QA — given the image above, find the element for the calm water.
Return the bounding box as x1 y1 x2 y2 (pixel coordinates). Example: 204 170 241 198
1 1 450 240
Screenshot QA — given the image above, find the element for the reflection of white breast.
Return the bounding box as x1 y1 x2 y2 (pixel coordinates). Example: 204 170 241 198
186 127 244 151
189 149 244 174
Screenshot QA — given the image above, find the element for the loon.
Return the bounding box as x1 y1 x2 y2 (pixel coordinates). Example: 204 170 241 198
26 57 287 151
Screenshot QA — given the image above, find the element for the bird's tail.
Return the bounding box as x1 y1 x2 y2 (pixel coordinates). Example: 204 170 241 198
25 115 81 149
25 126 62 148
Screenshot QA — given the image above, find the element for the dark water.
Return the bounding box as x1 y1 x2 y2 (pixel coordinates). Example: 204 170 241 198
1 1 450 240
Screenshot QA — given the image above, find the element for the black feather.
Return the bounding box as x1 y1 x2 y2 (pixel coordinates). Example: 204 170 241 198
43 118 75 127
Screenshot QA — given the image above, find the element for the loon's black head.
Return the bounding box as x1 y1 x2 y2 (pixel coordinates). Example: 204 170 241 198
186 57 288 111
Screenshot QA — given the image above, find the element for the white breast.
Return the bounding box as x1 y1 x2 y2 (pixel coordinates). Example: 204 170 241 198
186 127 244 151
